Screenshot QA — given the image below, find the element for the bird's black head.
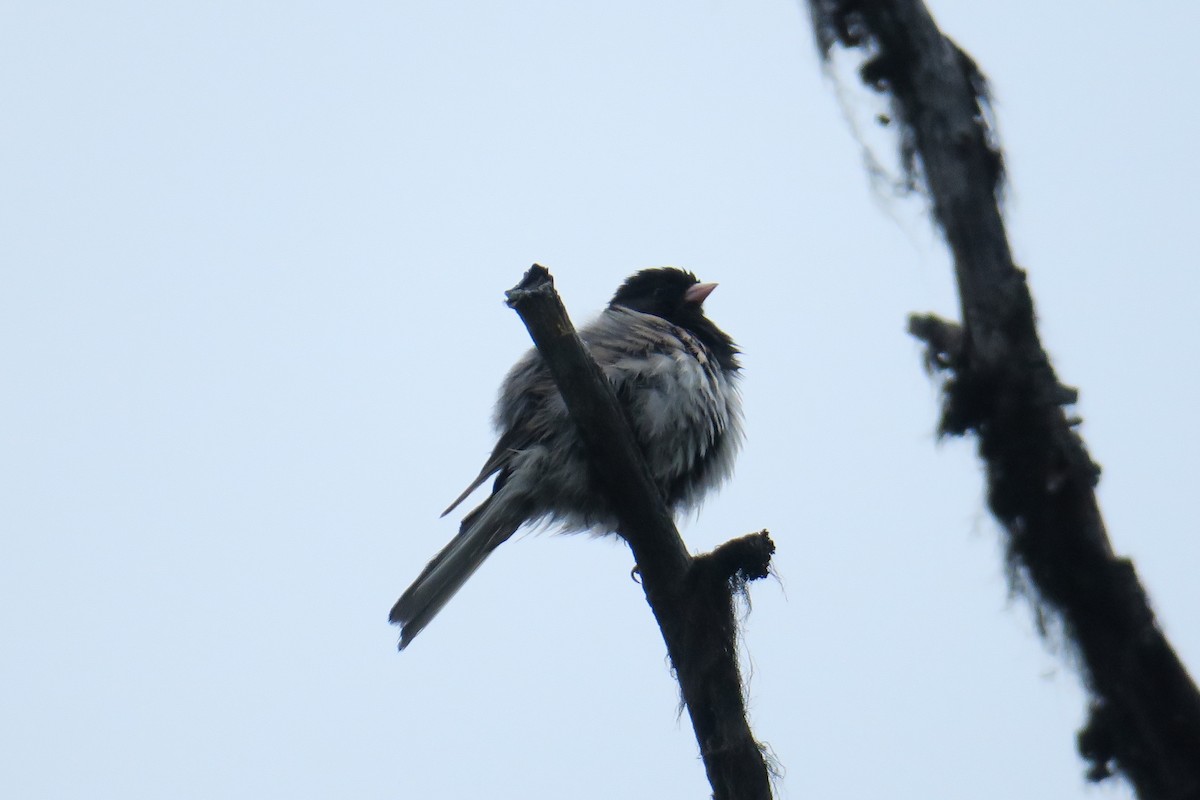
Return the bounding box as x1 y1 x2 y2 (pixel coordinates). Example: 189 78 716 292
610 267 740 372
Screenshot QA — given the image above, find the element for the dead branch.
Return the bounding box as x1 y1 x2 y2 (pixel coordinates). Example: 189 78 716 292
506 265 775 800
807 1 1200 797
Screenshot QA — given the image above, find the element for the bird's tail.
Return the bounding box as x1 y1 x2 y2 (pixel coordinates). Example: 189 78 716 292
389 495 522 650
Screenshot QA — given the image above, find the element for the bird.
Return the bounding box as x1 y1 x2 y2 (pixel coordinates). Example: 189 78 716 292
389 267 742 649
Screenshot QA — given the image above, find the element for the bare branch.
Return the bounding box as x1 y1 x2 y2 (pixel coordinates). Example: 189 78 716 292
808 1 1200 797
506 265 775 800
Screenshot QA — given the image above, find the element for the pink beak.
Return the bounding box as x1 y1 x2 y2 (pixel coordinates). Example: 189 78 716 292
684 282 718 305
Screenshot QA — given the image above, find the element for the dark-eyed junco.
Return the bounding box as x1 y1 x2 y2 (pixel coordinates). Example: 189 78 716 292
390 268 742 649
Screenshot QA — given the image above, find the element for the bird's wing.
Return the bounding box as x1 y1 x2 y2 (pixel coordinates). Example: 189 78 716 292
440 422 535 517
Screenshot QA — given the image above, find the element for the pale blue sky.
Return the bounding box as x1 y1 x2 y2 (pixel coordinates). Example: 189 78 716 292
2 2 1197 798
